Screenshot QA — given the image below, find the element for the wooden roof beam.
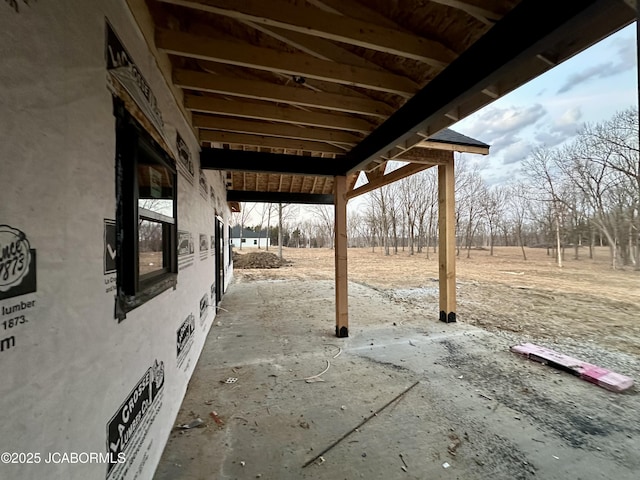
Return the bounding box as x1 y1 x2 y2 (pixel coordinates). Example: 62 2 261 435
430 0 508 24
199 130 347 154
173 69 393 118
158 0 457 66
227 191 334 205
156 28 419 96
242 22 389 72
184 94 374 133
193 114 360 145
346 163 434 200
201 148 344 176
417 142 489 155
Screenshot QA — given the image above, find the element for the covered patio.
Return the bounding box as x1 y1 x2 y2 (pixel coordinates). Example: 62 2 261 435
127 0 638 336
154 270 640 479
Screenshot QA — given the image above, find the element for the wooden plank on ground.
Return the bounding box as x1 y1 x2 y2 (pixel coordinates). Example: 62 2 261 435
511 343 634 392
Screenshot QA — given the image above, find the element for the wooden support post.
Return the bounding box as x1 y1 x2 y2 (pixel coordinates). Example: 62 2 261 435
334 175 349 337
438 155 456 323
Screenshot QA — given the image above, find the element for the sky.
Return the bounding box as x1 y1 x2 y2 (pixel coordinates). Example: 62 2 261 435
239 23 639 226
452 23 638 185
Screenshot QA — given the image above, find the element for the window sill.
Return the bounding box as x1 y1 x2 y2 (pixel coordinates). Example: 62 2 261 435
116 273 177 321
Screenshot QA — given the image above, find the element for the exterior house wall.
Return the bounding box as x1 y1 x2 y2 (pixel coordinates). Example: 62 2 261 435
231 237 271 249
0 2 231 479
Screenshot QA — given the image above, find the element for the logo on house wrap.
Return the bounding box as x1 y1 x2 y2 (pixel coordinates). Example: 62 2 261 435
105 21 165 143
199 170 208 200
177 231 194 271
199 234 209 261
106 360 164 480
176 132 194 185
0 225 36 301
177 313 195 369
200 293 209 326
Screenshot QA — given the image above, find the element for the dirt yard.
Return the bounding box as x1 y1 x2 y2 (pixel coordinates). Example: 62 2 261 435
155 246 640 480
239 246 640 357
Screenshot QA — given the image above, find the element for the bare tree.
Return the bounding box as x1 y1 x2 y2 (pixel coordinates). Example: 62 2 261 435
233 203 256 250
480 185 505 256
522 147 567 267
310 205 335 248
506 182 531 260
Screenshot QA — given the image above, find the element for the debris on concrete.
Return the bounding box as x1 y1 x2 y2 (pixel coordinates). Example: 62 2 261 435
225 377 238 384
240 461 246 467
303 360 331 383
401 466 408 472
442 462 451 469
177 418 204 430
233 251 287 269
210 411 224 426
305 377 325 383
511 343 634 392
447 435 461 456
302 381 420 468
399 453 408 468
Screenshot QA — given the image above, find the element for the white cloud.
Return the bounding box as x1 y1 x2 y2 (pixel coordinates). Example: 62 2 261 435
532 106 583 147
556 36 636 93
463 103 547 138
500 140 533 165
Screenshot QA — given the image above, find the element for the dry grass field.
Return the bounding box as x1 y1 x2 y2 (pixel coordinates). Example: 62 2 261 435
239 246 640 355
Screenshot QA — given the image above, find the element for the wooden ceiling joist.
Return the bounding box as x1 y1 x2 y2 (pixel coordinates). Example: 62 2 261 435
156 28 420 96
201 148 344 176
173 69 393 118
193 114 361 145
184 94 374 133
244 22 390 72
430 0 508 23
199 130 347 154
158 0 457 66
227 190 334 204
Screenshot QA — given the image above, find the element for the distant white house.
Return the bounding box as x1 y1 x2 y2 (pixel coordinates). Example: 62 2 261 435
231 225 271 249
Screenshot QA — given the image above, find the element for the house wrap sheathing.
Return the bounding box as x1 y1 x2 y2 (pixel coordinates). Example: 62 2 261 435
0 2 232 479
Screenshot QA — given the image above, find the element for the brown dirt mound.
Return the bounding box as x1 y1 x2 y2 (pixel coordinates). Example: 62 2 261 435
233 251 287 269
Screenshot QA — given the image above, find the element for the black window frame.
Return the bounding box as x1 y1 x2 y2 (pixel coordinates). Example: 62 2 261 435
114 99 178 320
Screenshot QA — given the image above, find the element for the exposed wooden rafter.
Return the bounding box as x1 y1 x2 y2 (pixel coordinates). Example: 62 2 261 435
184 94 374 133
430 0 508 24
193 114 360 145
346 163 434 200
417 141 489 155
199 130 347 154
227 190 334 204
201 148 344 176
173 69 393 118
158 0 457 66
156 28 420 96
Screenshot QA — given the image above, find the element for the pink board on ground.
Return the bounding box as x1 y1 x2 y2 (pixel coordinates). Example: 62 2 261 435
510 343 634 393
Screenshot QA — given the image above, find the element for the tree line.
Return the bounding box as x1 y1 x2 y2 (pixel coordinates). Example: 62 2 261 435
234 108 639 269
